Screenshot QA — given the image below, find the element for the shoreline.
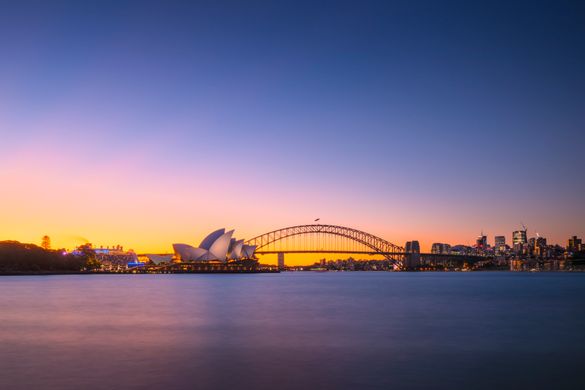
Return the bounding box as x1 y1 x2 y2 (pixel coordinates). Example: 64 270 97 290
2 269 584 276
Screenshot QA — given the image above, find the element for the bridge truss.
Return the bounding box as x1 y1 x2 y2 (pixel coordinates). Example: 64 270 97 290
245 224 404 262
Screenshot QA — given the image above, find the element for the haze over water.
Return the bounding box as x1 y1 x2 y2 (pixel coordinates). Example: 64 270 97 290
1 273 584 390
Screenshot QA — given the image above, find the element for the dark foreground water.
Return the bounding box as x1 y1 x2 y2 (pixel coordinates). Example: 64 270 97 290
1 272 584 390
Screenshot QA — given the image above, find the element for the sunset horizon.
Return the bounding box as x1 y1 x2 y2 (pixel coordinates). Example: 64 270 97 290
1 1 584 389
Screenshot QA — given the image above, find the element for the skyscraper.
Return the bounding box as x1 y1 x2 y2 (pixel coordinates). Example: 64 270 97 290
534 236 548 257
568 236 582 252
512 230 527 246
494 236 506 253
431 243 451 254
476 234 487 249
512 230 527 254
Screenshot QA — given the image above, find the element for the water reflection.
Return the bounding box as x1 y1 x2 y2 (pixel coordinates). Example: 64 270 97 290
1 273 584 389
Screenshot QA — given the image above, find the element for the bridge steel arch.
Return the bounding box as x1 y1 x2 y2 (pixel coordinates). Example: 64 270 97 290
245 224 404 262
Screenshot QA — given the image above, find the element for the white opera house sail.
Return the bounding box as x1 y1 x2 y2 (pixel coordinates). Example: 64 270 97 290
173 229 257 262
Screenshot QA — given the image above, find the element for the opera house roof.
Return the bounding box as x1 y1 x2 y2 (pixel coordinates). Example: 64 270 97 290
173 229 257 262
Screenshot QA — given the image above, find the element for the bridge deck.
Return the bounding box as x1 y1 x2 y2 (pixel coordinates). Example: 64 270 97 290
256 250 404 255
255 250 482 258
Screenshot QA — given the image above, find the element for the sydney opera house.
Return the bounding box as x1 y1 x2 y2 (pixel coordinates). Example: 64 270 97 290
173 229 257 262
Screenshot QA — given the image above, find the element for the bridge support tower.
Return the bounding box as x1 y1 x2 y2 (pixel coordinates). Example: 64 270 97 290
404 240 421 270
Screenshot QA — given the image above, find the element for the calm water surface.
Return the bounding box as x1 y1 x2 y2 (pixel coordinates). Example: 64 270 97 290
1 272 584 389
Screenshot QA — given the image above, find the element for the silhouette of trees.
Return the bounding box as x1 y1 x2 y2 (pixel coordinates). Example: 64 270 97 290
0 241 94 273
76 244 101 270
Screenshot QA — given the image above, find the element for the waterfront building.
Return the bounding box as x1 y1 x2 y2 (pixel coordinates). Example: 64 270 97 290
87 244 138 271
510 258 524 271
173 228 256 262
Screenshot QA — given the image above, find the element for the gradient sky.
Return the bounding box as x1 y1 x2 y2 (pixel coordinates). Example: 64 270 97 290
1 0 584 262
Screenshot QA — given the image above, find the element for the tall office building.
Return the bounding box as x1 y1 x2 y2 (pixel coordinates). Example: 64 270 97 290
512 230 527 246
512 230 527 254
494 236 506 253
431 243 451 254
476 234 488 249
534 236 548 257
568 236 582 252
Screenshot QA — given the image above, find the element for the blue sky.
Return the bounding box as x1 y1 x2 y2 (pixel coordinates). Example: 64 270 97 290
1 0 584 252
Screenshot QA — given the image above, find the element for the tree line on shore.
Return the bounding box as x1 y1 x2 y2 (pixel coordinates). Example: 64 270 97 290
0 241 100 273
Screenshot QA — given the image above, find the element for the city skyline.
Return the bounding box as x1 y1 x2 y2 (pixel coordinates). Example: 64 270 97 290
1 1 584 261
12 224 583 260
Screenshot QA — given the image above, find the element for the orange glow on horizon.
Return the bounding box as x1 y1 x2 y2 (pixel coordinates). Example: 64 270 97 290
1 140 580 266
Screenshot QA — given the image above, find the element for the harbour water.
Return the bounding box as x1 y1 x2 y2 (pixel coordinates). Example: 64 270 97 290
1 272 584 389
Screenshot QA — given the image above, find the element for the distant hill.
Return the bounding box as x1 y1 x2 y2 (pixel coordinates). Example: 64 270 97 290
0 241 87 273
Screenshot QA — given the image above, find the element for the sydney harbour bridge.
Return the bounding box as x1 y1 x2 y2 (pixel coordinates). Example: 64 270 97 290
243 224 483 268
245 224 407 263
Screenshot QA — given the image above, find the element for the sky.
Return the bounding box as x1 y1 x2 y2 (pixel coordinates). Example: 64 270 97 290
0 0 584 262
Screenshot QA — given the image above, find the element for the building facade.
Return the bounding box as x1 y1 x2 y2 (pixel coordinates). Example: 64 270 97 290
494 236 506 253
568 236 582 252
431 243 451 254
173 228 257 262
513 230 527 246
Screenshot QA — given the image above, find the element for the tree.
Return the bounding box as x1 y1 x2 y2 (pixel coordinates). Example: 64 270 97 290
41 235 51 250
77 244 101 270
